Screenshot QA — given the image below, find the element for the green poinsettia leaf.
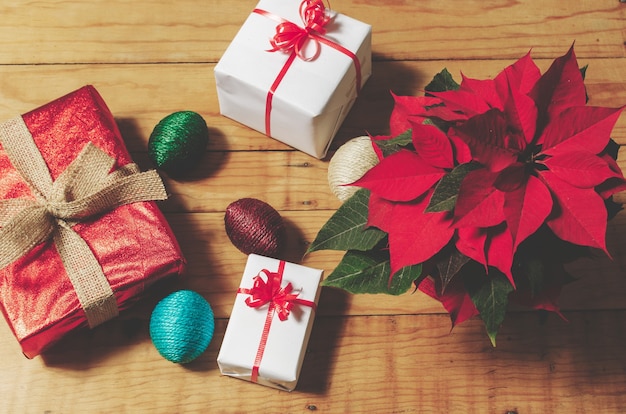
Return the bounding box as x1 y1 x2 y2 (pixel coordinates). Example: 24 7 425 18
425 68 460 94
426 162 482 212
322 250 422 295
307 189 386 253
466 270 514 347
374 129 413 158
435 246 471 294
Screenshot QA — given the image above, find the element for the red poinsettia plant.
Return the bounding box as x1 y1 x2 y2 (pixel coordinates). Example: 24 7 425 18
307 46 626 344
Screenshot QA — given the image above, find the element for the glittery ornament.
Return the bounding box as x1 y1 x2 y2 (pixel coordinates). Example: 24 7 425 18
327 136 379 202
148 111 209 177
149 290 215 364
224 198 286 258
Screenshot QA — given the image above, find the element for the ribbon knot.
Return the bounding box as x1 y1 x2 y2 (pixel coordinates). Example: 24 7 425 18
267 0 331 61
243 269 302 321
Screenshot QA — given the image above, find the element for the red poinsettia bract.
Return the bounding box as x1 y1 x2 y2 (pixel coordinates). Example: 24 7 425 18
353 46 625 290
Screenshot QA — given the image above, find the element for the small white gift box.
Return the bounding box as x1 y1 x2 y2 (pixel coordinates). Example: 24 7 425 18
214 0 372 159
217 254 323 391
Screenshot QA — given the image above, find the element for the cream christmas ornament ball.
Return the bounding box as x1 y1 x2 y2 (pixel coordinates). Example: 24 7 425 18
328 136 379 202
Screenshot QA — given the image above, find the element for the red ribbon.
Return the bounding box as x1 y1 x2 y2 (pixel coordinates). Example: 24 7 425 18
237 260 316 383
253 0 362 136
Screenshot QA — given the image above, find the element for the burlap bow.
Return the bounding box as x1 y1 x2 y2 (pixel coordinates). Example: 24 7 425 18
0 116 168 327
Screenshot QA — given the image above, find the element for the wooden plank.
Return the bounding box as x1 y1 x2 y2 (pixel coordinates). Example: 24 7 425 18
154 145 626 214
2 311 626 413
0 59 623 154
0 0 623 65
0 0 250 65
154 151 341 213
345 0 626 61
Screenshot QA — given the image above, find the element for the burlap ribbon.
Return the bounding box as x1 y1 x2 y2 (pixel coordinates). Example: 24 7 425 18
0 116 168 328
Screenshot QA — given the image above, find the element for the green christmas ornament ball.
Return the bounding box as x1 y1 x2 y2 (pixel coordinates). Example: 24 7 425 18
149 290 215 364
148 111 209 176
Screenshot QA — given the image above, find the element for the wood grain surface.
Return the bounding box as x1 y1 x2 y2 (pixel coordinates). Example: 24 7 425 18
1 1 626 413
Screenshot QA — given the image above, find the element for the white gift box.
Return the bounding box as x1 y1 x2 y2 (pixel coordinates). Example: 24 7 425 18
217 254 323 391
214 0 372 159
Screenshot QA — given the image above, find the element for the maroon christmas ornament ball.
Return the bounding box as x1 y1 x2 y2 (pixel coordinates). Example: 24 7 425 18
224 198 286 257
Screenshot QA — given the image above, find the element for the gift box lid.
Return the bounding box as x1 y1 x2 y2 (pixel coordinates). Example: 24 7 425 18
215 0 371 117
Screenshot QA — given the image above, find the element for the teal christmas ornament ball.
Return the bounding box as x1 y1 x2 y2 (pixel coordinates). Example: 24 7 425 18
148 111 209 177
149 290 215 364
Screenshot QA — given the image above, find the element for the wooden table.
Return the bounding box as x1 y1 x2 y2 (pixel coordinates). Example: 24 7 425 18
1 1 626 412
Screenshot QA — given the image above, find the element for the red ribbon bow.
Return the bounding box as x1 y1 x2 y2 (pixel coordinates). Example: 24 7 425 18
237 260 317 383
266 0 330 61
241 268 307 321
252 0 362 136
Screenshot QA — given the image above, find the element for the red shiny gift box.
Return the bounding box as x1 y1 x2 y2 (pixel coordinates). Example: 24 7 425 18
0 85 186 358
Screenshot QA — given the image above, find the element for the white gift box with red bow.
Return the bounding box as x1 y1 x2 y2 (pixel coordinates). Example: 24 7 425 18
217 254 323 391
214 0 372 159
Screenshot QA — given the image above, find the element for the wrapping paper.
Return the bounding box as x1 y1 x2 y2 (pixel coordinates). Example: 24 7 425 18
0 85 185 358
217 254 322 391
215 0 372 159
